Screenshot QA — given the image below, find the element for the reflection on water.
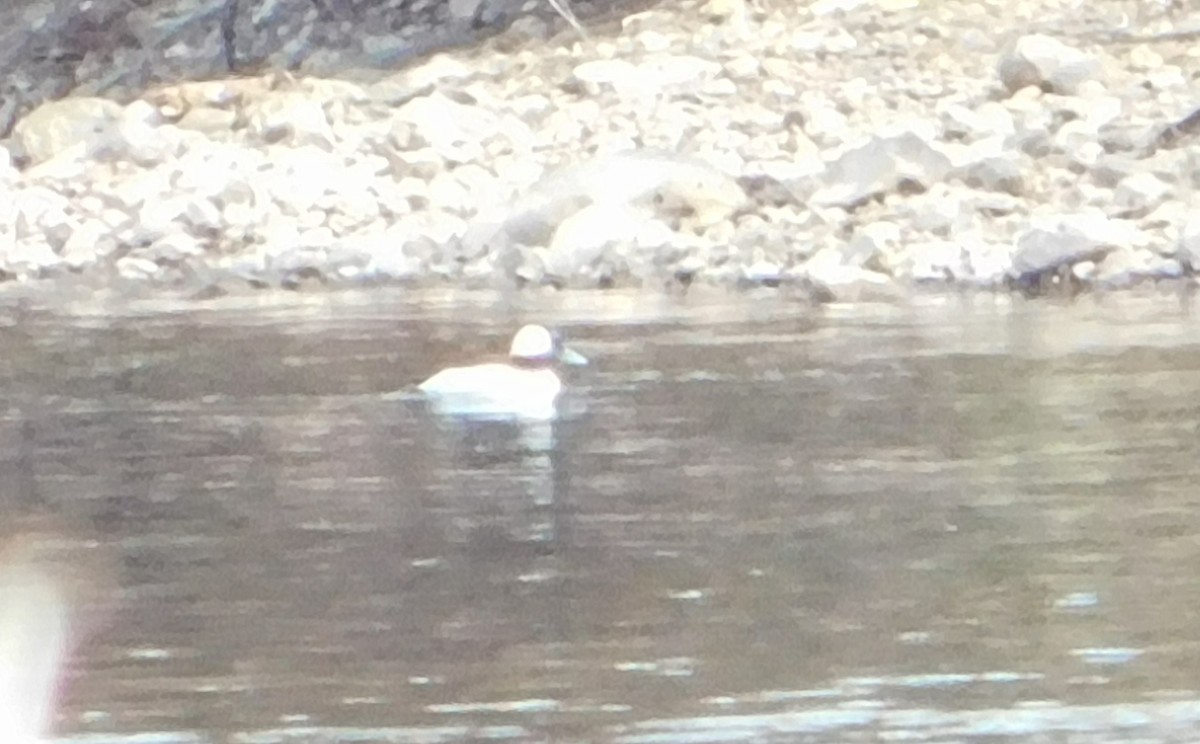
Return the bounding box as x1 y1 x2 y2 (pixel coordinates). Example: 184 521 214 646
0 531 115 744
0 542 69 743
3 289 1200 743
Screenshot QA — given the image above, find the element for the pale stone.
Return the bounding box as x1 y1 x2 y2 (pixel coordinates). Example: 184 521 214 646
14 97 122 164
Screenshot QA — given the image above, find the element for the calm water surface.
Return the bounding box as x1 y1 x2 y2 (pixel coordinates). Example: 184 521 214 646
5 289 1200 743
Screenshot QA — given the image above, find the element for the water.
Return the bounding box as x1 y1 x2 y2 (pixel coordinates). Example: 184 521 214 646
4 288 1200 743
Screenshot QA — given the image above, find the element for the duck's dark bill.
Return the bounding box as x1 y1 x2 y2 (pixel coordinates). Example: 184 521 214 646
560 347 588 366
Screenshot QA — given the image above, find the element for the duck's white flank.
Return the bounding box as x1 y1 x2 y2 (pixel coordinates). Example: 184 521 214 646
419 363 564 421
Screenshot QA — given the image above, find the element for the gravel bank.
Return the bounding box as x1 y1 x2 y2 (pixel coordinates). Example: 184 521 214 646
3 0 1200 301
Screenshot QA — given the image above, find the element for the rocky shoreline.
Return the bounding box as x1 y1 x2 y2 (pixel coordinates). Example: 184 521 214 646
2 0 1199 302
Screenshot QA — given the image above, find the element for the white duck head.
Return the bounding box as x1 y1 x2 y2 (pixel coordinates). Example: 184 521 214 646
507 324 589 367
418 325 587 421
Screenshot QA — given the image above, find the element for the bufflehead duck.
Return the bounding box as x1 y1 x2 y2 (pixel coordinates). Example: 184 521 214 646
418 324 587 421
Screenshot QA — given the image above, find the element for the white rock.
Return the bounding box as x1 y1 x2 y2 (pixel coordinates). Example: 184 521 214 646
392 148 443 180
720 55 758 80
801 247 892 288
173 145 266 197
637 30 673 53
908 240 967 282
1010 212 1138 278
393 93 502 164
698 0 746 22
1146 66 1186 91
548 202 670 275
572 59 643 94
960 233 1012 284
270 247 328 275
702 78 738 97
1095 246 1181 285
1129 45 1162 72
480 150 744 250
6 238 61 274
1113 172 1171 215
941 102 1015 141
61 222 109 269
959 156 1025 196
1082 95 1124 132
116 256 161 280
264 145 336 212
573 55 721 98
813 132 952 207
800 101 851 146
998 35 1100 95
741 254 783 284
222 182 271 232
14 97 122 164
14 188 73 245
338 227 421 279
185 197 224 233
391 210 468 247
1063 136 1104 169
848 221 903 266
428 171 472 214
297 208 326 230
640 54 723 87
257 214 303 258
247 93 336 148
789 26 857 54
0 147 16 183
146 232 205 261
903 184 971 233
323 187 382 233
137 196 192 238
1177 215 1200 270
1044 212 1146 248
298 226 336 250
118 100 176 165
175 107 238 135
392 54 475 91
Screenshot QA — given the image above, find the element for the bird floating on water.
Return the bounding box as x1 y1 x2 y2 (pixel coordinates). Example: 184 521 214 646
418 324 588 421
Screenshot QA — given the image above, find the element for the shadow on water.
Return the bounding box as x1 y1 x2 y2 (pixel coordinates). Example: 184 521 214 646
3 289 1200 742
